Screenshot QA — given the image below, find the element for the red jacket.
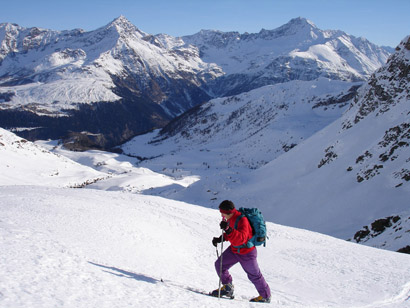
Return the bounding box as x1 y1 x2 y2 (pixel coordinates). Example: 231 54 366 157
224 209 255 255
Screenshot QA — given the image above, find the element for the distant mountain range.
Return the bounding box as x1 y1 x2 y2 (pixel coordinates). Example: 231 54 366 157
0 16 391 148
181 17 392 96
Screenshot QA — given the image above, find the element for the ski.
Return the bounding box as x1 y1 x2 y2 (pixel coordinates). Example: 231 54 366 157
185 287 235 300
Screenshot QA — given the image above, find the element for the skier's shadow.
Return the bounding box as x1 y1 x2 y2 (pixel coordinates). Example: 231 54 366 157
88 261 159 284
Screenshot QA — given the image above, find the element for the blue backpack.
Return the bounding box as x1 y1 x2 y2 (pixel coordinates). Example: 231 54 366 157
233 207 267 252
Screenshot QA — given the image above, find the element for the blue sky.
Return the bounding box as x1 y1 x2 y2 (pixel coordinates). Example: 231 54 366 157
1 0 409 47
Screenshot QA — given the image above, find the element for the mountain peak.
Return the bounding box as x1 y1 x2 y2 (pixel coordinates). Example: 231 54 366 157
287 17 317 28
259 17 318 39
110 15 132 26
104 15 146 37
275 17 317 32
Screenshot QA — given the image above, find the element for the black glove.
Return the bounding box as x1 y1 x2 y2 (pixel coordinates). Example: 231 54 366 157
220 220 229 230
212 236 222 247
220 220 233 235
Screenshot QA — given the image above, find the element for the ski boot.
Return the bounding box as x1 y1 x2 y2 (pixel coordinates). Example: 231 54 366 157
210 283 234 298
250 295 271 303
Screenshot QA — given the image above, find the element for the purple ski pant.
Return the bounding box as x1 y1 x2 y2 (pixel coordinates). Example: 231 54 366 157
215 247 271 299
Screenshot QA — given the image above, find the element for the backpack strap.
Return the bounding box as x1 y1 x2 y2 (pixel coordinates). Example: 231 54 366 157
233 214 248 253
234 213 245 230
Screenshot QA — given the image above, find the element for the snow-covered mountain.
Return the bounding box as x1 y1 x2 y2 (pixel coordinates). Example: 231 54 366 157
0 16 390 149
120 36 409 252
181 17 392 96
0 16 221 113
0 16 222 148
121 78 360 170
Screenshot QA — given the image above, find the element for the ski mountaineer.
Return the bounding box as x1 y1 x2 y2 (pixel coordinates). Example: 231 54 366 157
210 200 271 303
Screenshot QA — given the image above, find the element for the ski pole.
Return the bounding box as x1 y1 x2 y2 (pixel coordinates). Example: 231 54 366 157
218 228 224 299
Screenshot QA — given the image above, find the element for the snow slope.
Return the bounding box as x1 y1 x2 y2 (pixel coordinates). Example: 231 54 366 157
121 78 359 170
1 186 410 308
349 214 410 252
0 128 105 187
230 111 410 239
36 139 201 194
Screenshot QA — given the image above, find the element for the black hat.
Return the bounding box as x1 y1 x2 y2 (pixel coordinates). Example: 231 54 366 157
219 200 235 214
